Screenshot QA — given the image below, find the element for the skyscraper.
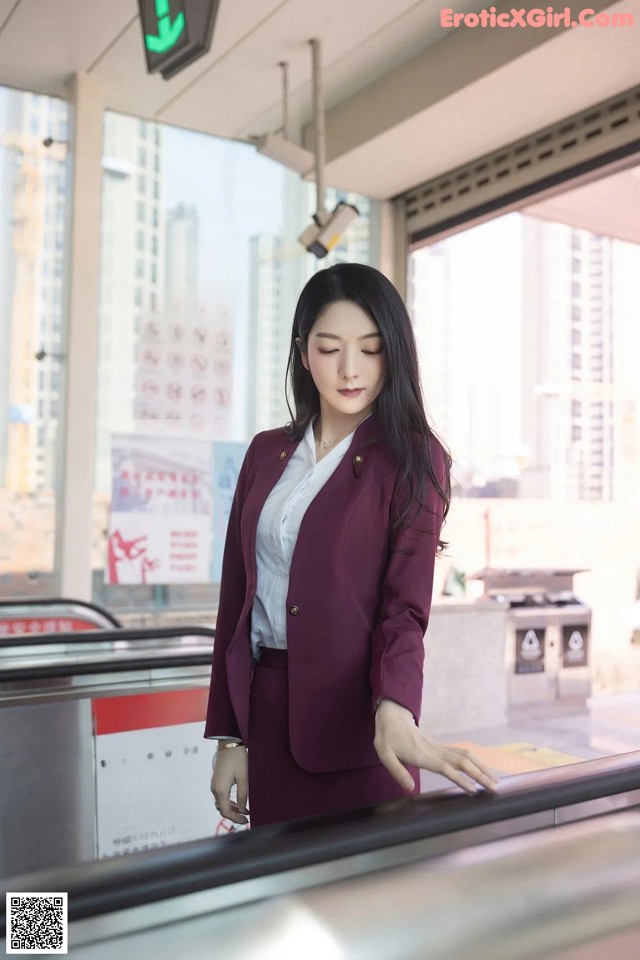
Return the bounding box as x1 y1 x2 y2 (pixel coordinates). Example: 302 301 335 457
166 202 199 311
521 218 620 500
247 233 284 435
0 89 68 492
96 114 165 493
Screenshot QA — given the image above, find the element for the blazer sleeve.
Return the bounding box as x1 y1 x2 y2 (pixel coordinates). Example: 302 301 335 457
369 436 447 725
203 438 254 740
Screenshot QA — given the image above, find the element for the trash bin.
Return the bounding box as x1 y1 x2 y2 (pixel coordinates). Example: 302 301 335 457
467 568 592 705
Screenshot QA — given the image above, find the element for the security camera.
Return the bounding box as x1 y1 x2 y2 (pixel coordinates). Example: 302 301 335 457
35 348 46 362
42 137 55 148
254 132 314 175
298 201 359 258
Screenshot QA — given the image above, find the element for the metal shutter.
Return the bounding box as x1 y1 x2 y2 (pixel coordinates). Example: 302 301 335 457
402 83 640 246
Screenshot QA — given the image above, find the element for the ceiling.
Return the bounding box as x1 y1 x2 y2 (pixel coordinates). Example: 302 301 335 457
0 0 638 198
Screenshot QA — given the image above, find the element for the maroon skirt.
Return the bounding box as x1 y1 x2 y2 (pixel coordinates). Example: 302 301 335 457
246 648 420 828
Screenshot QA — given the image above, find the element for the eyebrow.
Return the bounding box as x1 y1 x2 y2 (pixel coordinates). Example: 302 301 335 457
313 332 382 340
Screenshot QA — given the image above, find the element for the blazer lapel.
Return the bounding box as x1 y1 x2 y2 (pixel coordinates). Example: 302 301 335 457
240 410 382 589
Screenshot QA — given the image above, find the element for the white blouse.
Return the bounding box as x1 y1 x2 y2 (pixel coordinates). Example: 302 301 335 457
211 411 373 743
250 410 373 660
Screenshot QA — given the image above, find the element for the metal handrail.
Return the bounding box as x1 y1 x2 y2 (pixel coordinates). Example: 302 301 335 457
0 652 214 681
0 625 215 649
214 814 640 960
2 750 639 928
0 626 216 680
0 597 122 627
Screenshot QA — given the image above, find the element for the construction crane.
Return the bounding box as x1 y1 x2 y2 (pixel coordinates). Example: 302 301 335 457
0 131 66 493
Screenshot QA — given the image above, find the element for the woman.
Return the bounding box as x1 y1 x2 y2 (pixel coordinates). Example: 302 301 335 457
205 263 497 828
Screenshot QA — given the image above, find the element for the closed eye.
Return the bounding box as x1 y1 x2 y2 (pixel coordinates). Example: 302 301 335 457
318 349 383 356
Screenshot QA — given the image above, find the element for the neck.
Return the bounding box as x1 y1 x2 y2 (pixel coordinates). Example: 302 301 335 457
313 407 373 448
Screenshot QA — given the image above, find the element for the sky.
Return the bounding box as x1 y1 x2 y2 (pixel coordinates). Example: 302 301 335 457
163 124 286 317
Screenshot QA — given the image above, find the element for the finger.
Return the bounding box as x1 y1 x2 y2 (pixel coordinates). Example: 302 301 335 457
226 810 250 825
215 797 249 825
378 749 415 792
439 761 482 795
454 753 499 791
212 781 236 817
236 779 249 813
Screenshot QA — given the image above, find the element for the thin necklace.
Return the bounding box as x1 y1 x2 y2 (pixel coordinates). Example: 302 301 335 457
316 412 369 449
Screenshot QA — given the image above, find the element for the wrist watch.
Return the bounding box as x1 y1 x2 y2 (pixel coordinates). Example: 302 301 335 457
217 740 244 750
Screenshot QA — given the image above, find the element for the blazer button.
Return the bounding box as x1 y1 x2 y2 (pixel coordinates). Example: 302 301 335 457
289 604 299 615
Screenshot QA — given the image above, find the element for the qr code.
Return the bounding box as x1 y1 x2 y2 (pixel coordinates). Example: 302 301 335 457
5 892 68 955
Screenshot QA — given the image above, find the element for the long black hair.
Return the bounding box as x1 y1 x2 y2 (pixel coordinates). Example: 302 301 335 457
283 263 452 555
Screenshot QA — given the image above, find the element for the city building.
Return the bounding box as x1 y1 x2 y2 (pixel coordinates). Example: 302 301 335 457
96 114 165 493
411 215 640 501
0 89 68 493
166 202 199 311
521 218 621 501
247 233 284 436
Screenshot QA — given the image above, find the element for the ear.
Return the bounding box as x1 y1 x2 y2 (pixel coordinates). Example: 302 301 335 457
295 337 309 371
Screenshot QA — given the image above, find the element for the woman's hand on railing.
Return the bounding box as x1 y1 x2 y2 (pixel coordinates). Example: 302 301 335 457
374 698 499 795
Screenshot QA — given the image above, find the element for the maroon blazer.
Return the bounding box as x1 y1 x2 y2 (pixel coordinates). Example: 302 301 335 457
203 409 446 774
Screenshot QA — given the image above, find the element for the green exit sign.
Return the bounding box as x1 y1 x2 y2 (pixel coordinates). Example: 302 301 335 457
138 0 220 80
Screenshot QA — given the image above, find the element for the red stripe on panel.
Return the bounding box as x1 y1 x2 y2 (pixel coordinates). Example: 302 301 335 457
92 688 210 735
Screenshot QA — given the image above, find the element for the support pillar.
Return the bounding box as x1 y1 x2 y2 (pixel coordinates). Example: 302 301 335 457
54 74 105 599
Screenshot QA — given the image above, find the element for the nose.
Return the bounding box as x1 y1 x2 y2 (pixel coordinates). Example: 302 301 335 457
338 346 361 382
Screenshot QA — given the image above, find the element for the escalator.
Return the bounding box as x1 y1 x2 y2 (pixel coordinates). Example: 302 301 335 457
1 627 639 957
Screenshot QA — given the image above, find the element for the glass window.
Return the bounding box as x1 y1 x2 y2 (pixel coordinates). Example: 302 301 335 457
137 173 146 194
94 112 376 619
137 201 145 223
408 164 640 721
0 85 69 596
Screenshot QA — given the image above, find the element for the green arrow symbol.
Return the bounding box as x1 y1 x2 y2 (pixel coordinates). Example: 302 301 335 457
146 0 185 54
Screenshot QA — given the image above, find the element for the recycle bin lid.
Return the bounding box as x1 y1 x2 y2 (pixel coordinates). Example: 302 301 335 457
466 568 589 595
467 568 588 579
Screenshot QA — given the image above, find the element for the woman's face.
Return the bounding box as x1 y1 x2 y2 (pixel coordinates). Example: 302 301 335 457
295 300 387 420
